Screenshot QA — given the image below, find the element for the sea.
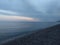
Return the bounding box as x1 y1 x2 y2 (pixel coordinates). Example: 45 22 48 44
0 22 60 43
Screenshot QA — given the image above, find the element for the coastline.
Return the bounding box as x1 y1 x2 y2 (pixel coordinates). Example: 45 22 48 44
2 24 60 45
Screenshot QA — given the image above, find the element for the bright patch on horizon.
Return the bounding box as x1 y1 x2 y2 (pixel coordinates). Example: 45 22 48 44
0 9 40 22
0 14 39 22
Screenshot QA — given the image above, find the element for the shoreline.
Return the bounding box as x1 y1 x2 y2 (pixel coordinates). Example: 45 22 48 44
1 24 60 45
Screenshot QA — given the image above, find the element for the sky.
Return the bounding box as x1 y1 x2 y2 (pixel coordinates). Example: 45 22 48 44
0 0 60 22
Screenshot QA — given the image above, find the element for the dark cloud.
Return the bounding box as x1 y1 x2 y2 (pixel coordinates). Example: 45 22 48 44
0 0 60 22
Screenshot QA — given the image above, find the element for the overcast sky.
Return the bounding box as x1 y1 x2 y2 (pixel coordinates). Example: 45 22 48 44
0 0 60 22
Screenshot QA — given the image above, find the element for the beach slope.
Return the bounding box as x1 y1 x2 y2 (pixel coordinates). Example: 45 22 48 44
2 24 60 45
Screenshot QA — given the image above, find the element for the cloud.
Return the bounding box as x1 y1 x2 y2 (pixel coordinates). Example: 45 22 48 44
0 0 60 22
0 9 39 22
0 14 39 22
0 9 18 15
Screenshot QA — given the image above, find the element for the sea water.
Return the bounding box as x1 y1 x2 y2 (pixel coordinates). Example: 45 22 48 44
0 22 59 42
